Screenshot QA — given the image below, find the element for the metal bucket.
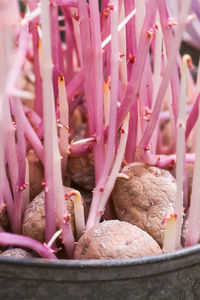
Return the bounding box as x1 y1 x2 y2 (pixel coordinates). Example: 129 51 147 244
0 245 200 299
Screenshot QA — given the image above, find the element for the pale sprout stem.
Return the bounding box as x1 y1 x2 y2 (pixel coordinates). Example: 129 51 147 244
101 9 136 49
96 114 130 224
103 78 111 128
138 0 191 152
136 97 142 147
70 7 82 66
0 6 13 197
21 6 41 27
153 13 162 105
162 213 177 252
23 158 30 211
163 42 176 140
40 0 75 255
135 0 145 46
185 100 200 246
151 11 162 153
47 229 63 249
71 136 95 146
58 73 69 176
11 89 35 100
117 173 130 180
190 59 200 153
67 190 85 239
175 55 188 249
118 1 127 95
38 37 42 73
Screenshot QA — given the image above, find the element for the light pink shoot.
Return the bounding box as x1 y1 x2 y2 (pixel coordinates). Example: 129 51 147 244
58 73 69 176
139 0 191 154
175 55 188 249
135 0 145 46
0 232 57 259
40 0 75 256
162 212 177 252
66 190 85 239
86 0 119 230
185 101 200 246
96 114 130 224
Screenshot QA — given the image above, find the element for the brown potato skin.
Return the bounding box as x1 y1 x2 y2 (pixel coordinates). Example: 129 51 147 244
67 154 95 191
27 150 44 201
22 187 76 243
0 204 9 228
186 163 194 203
74 220 161 260
112 164 176 247
0 248 33 258
181 210 200 245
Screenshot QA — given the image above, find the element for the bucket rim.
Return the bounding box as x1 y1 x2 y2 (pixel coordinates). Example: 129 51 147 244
0 243 200 269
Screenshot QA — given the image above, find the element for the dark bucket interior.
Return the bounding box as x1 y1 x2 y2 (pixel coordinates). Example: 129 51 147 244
1 244 200 299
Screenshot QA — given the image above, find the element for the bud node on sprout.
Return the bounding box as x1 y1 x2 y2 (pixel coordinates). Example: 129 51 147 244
72 13 79 21
16 183 28 192
146 29 155 38
103 8 110 19
41 179 46 187
142 115 150 122
99 186 105 192
144 145 151 151
167 17 178 27
98 210 105 216
162 212 177 225
63 214 71 224
58 73 64 82
128 55 136 64
108 3 114 10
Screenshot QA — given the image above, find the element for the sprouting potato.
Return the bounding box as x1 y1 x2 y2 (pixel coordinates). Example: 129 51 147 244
0 204 9 229
112 164 176 247
22 187 77 243
74 220 161 259
0 248 34 258
27 150 44 201
67 154 95 191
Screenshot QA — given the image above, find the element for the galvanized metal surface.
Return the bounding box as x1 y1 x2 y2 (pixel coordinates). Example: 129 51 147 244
0 245 200 299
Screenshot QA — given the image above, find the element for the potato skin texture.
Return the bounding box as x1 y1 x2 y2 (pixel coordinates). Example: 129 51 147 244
0 204 9 228
0 248 33 258
112 164 176 247
22 187 76 243
27 150 44 201
74 220 161 259
67 154 95 191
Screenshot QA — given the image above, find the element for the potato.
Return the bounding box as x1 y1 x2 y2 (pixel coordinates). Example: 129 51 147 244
187 163 194 203
27 150 44 201
112 164 176 247
161 120 174 147
22 187 77 243
67 154 95 191
0 248 33 258
181 210 200 245
74 220 161 259
0 204 9 228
